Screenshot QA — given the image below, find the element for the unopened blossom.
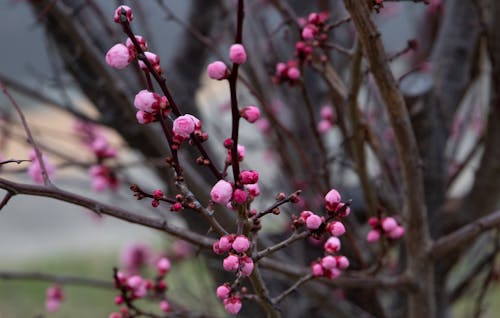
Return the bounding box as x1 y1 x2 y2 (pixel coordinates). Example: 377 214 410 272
134 90 165 113
317 119 332 133
387 226 405 239
229 44 247 64
240 106 260 123
325 268 341 279
125 35 147 51
302 24 318 40
114 5 133 23
120 243 151 273
306 214 322 230
239 255 254 276
223 254 239 272
324 189 341 211
320 105 334 121
232 235 250 253
211 180 233 205
366 229 381 243
173 115 196 139
216 284 231 299
336 256 350 270
233 188 248 204
218 235 234 252
160 300 170 312
136 110 155 124
45 285 63 312
311 262 324 276
321 255 337 270
106 44 131 69
324 236 341 253
381 217 398 232
246 183 260 197
327 221 346 237
156 257 171 275
287 67 301 80
207 61 228 80
224 296 242 315
28 150 55 184
240 170 259 184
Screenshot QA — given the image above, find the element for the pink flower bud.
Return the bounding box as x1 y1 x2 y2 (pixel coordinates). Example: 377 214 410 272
336 256 350 270
233 189 248 204
207 61 228 80
237 144 246 161
324 189 341 211
306 214 322 230
336 202 350 217
138 52 161 73
153 189 164 199
108 313 121 318
287 67 301 80
173 115 196 139
211 180 233 205
381 217 398 232
218 235 234 252
106 44 131 69
300 210 313 223
232 235 250 253
212 241 223 255
136 110 154 124
223 255 239 272
327 221 346 237
311 262 324 276
240 106 260 123
239 170 259 184
368 217 379 228
324 236 341 253
317 119 332 133
46 299 61 312
216 284 231 299
325 268 341 279
302 25 317 40
387 226 405 239
320 105 334 121
114 5 133 23
239 255 254 276
127 275 143 289
126 35 147 51
134 90 161 112
160 300 170 312
156 257 171 275
229 44 247 64
224 296 242 314
366 230 381 243
245 183 260 197
321 255 337 270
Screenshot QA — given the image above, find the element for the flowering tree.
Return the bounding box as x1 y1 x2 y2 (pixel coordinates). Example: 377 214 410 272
1 0 500 317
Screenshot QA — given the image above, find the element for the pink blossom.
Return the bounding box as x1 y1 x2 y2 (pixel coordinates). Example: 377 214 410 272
324 236 341 253
320 105 334 120
287 67 301 80
240 170 259 184
321 255 337 270
232 235 250 253
127 275 143 289
156 257 171 275
306 214 322 230
336 202 350 217
45 285 63 312
381 217 398 232
366 230 381 243
136 110 154 124
387 226 405 239
114 5 133 23
311 262 324 276
138 52 161 73
300 210 313 223
108 313 121 318
134 90 163 112
246 183 260 197
336 256 350 270
173 115 196 139
302 25 317 40
120 243 151 273
327 221 346 237
114 295 123 305
216 284 231 299
224 296 242 314
211 180 233 205
324 189 341 211
106 44 131 69
233 188 248 204
218 235 234 252
125 35 147 51
317 119 332 133
223 254 239 271
240 106 260 123
326 268 341 279
28 150 55 184
256 118 271 134
160 300 170 312
239 255 254 276
229 44 247 64
207 61 228 80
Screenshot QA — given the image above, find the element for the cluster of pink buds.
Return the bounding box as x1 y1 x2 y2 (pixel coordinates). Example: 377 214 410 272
133 90 170 125
27 149 56 184
110 256 171 317
366 216 405 242
240 105 260 123
317 105 335 133
224 141 246 163
299 12 330 45
292 189 350 279
213 234 253 314
45 284 63 312
120 242 152 274
74 121 119 191
272 60 301 85
207 43 248 80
